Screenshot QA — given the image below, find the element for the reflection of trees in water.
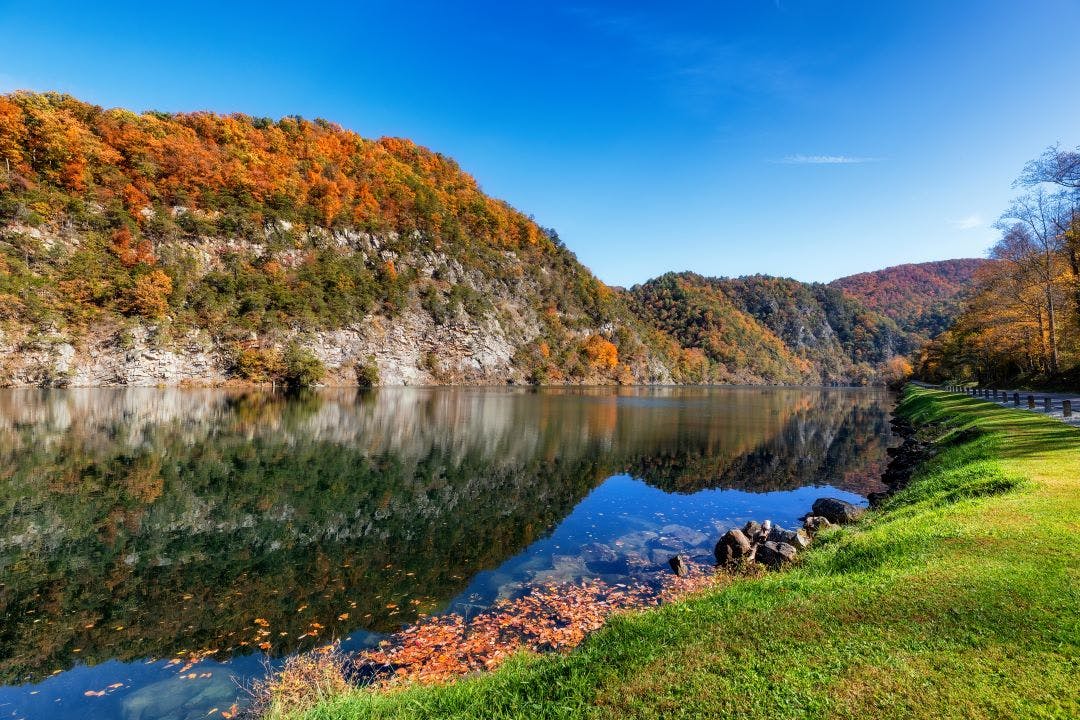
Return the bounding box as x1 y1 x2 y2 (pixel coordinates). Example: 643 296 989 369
0 387 892 683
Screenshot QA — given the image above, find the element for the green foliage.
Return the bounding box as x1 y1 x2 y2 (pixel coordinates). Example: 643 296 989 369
355 357 379 387
282 343 326 389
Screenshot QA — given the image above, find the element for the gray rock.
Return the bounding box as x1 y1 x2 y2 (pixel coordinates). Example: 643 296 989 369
769 527 811 550
811 497 865 525
668 554 690 577
754 541 797 568
714 528 753 565
659 524 709 547
579 542 618 564
742 520 764 542
803 515 834 533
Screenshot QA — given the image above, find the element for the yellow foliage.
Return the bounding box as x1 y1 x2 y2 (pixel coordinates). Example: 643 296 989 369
125 269 172 318
582 334 618 370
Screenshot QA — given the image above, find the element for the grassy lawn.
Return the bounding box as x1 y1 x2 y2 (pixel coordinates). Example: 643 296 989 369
275 387 1080 719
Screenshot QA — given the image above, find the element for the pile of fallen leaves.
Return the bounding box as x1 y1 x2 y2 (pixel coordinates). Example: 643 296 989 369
252 559 728 715
356 579 657 685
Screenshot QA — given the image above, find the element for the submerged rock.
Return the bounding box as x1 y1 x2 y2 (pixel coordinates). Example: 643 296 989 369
811 497 865 525
714 528 753 565
659 524 709 547
579 542 618 564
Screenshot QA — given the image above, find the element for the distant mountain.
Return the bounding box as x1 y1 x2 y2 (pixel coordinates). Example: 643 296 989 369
829 259 986 340
628 273 908 385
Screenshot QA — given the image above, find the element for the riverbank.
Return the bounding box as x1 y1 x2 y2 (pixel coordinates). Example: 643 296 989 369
265 386 1079 719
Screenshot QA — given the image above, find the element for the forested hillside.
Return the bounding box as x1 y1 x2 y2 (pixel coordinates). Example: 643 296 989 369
0 91 678 386
829 259 985 340
628 272 914 385
0 92 976 387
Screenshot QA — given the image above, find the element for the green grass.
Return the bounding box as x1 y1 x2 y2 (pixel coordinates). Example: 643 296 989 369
276 387 1080 719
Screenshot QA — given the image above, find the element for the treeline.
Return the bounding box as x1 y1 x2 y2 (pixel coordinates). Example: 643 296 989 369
918 146 1080 387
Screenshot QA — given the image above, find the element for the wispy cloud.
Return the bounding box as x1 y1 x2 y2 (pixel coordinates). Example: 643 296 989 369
950 214 983 230
775 154 879 165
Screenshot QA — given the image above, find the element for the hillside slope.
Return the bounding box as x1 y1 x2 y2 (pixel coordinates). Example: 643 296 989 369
0 92 677 386
628 273 910 385
829 259 985 340
0 92 978 388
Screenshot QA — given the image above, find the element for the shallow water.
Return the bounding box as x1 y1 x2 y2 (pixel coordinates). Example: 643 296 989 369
0 386 893 719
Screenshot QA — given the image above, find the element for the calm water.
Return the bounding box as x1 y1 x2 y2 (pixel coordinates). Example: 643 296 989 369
0 386 894 720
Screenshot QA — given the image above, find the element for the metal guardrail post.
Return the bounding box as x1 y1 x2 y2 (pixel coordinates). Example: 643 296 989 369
1044 397 1052 412
1013 392 1020 405
1064 400 1073 418
1027 395 1035 409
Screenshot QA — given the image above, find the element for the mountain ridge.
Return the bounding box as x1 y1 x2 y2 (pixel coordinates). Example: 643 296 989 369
0 92 979 387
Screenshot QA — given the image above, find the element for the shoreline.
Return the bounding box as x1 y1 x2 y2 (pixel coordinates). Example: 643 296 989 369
260 386 1079 719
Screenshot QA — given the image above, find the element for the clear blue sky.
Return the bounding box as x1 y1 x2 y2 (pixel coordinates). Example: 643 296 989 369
2 0 1079 285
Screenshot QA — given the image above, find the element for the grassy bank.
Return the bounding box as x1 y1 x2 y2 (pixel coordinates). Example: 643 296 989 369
273 387 1079 719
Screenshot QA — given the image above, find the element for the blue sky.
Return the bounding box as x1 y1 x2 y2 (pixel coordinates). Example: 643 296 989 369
2 0 1079 285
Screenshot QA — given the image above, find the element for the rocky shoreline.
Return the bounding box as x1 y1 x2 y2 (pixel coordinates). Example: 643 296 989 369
694 400 929 573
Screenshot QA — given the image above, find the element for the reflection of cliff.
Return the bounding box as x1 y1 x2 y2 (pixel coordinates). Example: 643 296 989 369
0 387 892 683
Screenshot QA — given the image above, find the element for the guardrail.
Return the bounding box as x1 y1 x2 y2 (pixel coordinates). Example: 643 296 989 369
941 385 1075 418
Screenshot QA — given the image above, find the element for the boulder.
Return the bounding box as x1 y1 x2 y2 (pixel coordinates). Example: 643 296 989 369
803 515 833 533
714 528 753 565
668 554 690 577
866 491 890 507
754 541 797 568
742 520 764 542
766 525 810 550
811 497 865 525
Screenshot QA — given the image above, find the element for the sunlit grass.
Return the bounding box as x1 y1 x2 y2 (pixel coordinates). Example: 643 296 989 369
273 387 1080 719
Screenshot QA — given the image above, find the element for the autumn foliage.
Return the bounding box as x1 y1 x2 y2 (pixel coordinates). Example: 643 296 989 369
0 91 548 248
582 334 619 369
254 567 724 713
917 146 1080 386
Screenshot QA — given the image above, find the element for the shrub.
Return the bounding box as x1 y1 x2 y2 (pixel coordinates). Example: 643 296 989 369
282 343 325 389
355 357 380 387
582 334 618 370
124 269 173 318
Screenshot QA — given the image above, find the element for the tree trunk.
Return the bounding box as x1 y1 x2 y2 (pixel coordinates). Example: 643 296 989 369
1035 306 1048 374
1046 288 1059 375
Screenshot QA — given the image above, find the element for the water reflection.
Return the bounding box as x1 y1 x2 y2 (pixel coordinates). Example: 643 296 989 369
0 386 892 718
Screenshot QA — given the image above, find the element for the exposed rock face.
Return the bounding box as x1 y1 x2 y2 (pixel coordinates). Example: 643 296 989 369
0 221 676 388
810 497 865 525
